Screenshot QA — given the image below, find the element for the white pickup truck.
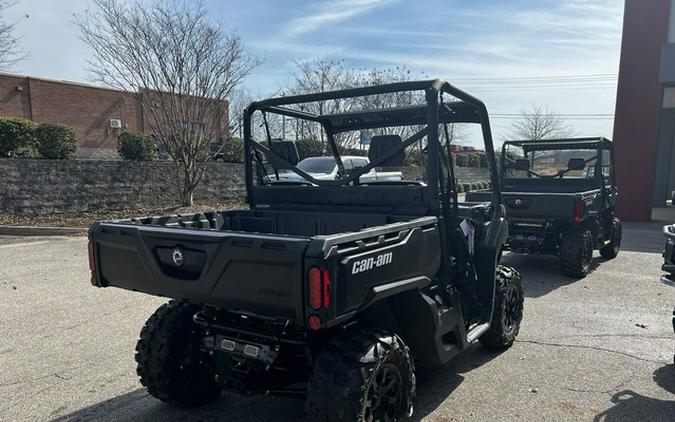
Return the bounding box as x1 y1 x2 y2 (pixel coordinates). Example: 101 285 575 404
275 156 403 183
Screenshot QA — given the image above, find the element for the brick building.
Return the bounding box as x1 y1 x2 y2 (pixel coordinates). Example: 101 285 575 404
614 0 675 220
0 72 228 159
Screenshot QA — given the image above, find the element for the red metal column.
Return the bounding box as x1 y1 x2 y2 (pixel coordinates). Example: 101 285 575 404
613 0 671 221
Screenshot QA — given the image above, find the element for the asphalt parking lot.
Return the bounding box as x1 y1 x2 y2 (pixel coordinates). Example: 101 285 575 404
1 220 674 422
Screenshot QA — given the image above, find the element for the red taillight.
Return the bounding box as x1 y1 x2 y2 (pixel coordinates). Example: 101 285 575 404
308 315 321 330
308 267 331 310
309 267 322 310
574 200 585 222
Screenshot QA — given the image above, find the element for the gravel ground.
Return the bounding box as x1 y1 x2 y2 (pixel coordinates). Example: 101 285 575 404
0 220 673 422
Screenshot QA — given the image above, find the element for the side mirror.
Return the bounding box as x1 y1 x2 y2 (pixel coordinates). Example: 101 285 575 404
567 158 586 171
269 141 299 168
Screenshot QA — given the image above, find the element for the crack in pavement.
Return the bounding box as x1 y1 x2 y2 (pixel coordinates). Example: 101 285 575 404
556 375 634 396
555 333 674 340
515 339 668 364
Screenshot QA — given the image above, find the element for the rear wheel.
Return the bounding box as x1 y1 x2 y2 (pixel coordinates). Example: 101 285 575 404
135 300 221 407
306 328 415 422
480 265 524 349
560 229 593 278
600 218 622 259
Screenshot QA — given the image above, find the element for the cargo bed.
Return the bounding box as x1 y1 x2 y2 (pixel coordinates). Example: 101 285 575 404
89 208 439 326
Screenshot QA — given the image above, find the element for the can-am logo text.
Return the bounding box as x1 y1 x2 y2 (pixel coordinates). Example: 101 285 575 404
351 252 393 274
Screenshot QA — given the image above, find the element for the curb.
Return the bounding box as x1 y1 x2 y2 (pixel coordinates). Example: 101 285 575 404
0 225 87 236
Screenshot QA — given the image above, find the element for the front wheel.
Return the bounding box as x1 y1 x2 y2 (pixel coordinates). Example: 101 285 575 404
480 265 524 349
600 218 622 259
306 328 415 422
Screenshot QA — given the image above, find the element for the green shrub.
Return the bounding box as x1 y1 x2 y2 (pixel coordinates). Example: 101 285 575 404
219 137 244 163
455 153 468 167
295 138 324 159
479 153 488 168
456 184 464 193
467 154 480 168
117 132 156 161
0 117 37 157
36 123 77 159
462 183 471 192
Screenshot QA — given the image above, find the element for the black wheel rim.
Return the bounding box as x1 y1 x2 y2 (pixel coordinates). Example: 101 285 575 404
365 363 404 422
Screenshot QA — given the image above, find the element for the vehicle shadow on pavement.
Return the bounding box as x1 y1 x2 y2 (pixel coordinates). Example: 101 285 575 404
593 365 675 422
412 345 502 421
592 365 675 421
50 345 501 422
501 253 602 298
50 388 305 422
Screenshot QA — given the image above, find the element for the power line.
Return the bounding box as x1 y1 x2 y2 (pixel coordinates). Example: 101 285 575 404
491 113 614 117
452 73 617 82
464 83 616 89
490 116 614 121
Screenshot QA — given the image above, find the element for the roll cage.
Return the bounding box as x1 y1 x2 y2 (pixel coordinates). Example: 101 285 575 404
243 79 501 214
500 137 615 187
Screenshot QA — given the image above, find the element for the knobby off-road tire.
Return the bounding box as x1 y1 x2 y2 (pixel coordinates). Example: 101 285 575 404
135 300 221 407
599 218 622 259
480 265 524 350
560 229 593 278
306 328 415 422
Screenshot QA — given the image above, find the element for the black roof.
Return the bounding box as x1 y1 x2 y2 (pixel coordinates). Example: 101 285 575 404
504 137 612 152
248 79 485 133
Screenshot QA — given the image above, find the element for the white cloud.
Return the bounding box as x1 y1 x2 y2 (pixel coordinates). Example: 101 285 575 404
282 0 398 37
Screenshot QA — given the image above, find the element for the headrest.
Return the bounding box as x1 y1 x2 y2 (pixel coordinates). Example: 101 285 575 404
512 159 530 171
368 135 405 166
269 141 299 168
567 158 586 171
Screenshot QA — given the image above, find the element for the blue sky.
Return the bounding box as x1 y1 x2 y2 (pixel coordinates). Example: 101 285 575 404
4 0 624 146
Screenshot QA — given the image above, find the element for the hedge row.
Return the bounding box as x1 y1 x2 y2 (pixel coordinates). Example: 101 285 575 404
214 137 352 164
210 136 492 170
456 181 491 193
454 153 489 168
0 117 78 159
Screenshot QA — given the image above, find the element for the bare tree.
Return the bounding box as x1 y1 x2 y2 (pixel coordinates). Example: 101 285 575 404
286 58 357 145
282 63 465 161
0 1 26 69
508 104 574 141
76 0 261 206
227 87 253 140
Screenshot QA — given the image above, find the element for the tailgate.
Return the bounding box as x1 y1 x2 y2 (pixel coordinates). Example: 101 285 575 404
502 192 577 220
90 223 309 322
